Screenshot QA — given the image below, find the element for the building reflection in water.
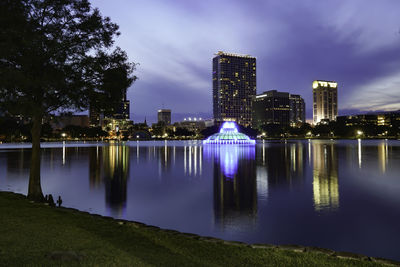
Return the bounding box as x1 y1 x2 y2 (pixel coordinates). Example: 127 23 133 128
104 144 129 215
62 141 66 165
203 145 257 229
6 149 31 177
378 140 388 174
157 142 172 177
312 142 339 211
88 145 102 188
89 143 130 216
358 139 362 169
257 142 305 189
184 143 203 177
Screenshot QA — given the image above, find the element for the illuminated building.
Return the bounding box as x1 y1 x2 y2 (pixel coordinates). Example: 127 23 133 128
212 51 256 127
253 90 305 129
101 90 132 136
337 112 400 128
289 94 306 126
253 90 290 128
158 109 171 125
312 142 339 211
203 121 255 145
102 117 132 137
174 118 206 133
91 89 130 129
312 80 338 124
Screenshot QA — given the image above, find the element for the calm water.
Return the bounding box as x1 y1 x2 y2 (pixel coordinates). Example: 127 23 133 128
1 140 399 260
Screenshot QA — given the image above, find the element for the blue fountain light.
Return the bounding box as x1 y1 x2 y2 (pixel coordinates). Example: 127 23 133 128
203 121 256 145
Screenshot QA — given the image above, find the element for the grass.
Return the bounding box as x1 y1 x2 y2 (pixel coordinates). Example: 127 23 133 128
0 192 396 266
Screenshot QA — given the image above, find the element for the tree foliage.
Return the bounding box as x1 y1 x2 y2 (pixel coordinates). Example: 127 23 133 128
0 0 136 201
0 0 136 117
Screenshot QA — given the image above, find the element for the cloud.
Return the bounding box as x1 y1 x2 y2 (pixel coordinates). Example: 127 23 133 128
344 70 400 111
91 0 400 122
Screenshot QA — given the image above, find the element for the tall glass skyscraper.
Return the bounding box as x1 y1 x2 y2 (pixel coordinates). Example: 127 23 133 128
312 80 338 124
213 51 256 127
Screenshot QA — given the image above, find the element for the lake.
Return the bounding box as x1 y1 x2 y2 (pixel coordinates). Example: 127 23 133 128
1 140 399 260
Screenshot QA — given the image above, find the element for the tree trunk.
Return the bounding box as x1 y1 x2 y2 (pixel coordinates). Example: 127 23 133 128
27 113 44 201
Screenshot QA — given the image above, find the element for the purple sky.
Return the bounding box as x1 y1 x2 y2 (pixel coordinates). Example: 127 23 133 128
91 0 400 123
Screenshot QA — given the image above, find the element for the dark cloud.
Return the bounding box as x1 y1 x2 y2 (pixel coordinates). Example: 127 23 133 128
92 0 400 123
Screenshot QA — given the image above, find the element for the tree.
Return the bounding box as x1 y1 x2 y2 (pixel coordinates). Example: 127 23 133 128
0 0 136 201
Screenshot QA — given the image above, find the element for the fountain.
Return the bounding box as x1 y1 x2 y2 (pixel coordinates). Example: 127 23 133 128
203 121 256 145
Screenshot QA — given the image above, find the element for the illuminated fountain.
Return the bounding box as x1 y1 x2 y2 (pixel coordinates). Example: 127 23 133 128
203 122 256 145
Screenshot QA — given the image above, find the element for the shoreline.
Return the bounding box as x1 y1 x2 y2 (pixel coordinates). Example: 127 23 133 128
1 191 398 266
0 137 399 145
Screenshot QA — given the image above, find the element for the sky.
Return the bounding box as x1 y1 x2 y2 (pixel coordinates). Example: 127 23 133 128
91 0 400 123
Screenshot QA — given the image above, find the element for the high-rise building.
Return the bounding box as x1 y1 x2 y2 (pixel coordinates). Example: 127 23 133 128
89 90 130 127
253 90 305 129
289 94 306 127
158 109 171 125
89 104 102 127
213 51 256 127
313 80 338 124
253 90 290 128
113 91 130 120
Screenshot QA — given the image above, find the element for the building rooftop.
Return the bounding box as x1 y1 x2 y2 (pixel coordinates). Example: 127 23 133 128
214 51 256 59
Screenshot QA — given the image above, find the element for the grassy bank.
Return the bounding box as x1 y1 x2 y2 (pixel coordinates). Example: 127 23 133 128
0 192 396 266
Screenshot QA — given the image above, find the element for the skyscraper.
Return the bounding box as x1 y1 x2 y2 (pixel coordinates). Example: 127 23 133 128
213 51 256 127
89 104 102 127
158 109 171 125
113 91 130 120
313 80 338 124
89 90 130 127
289 94 306 127
253 90 291 128
253 90 305 129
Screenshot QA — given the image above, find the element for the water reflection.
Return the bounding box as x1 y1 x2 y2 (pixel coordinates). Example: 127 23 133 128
6 149 31 177
204 145 257 229
2 141 400 261
183 144 203 177
88 146 101 188
257 142 306 189
378 140 388 173
88 144 130 215
358 139 362 168
312 142 339 211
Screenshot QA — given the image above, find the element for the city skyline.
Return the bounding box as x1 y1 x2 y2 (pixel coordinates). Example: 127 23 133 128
91 0 400 123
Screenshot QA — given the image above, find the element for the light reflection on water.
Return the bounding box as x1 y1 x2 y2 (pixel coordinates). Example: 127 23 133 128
1 140 400 261
312 143 339 211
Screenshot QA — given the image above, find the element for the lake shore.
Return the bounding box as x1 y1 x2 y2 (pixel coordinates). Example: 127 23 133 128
0 191 397 266
1 137 400 145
